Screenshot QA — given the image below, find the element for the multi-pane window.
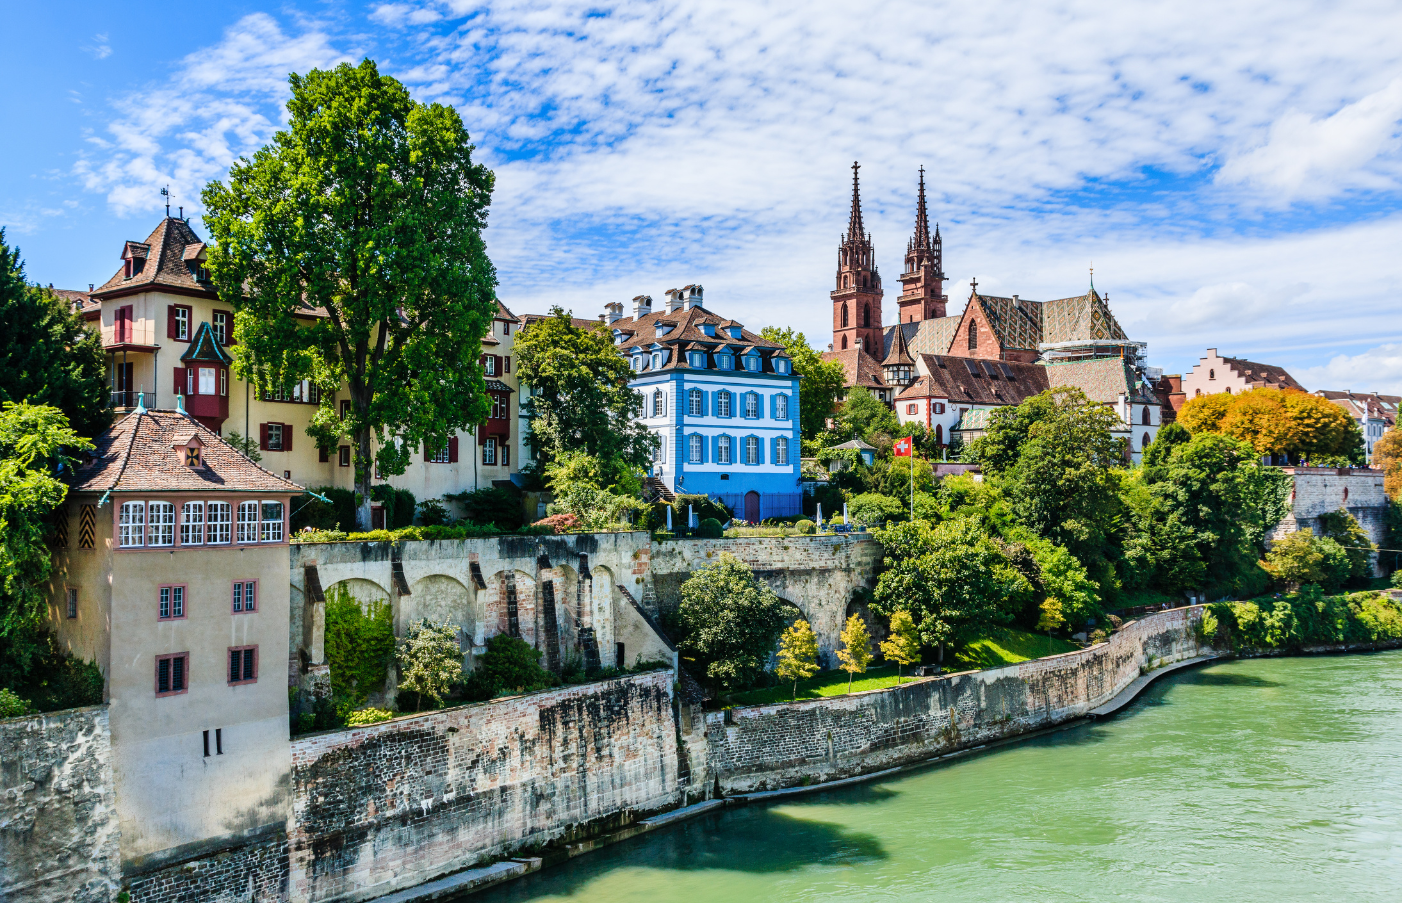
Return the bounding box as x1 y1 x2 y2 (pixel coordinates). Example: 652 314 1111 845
260 502 284 543
485 356 496 375
156 653 187 696
181 502 205 545
236 501 259 544
689 435 703 463
119 502 145 547
490 393 509 420
159 585 185 620
265 381 319 404
776 395 789 420
777 437 789 465
745 392 759 418
338 446 351 467
718 436 732 465
689 389 703 416
652 390 665 417
228 646 257 684
428 445 449 463
717 391 731 418
745 356 760 372
213 311 228 344
907 404 918 414
266 423 285 451
233 581 257 613
208 502 232 544
148 502 176 546
66 588 78 619
174 306 189 340
655 436 666 463
745 436 759 464
483 437 497 466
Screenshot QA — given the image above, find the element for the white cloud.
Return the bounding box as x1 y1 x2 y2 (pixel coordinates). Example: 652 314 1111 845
1295 344 1402 396
84 33 112 60
1217 79 1402 201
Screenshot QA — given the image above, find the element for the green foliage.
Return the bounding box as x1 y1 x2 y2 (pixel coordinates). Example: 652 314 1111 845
547 482 645 531
696 517 724 538
759 327 847 441
677 553 792 692
417 497 451 527
396 620 464 710
833 388 901 443
446 487 523 530
1201 590 1402 651
371 484 418 529
203 59 497 530
513 307 656 477
1317 509 1375 586
291 486 358 532
1023 536 1101 629
848 492 907 525
324 586 397 704
344 707 395 726
468 634 554 698
1264 528 1354 593
3 631 104 714
223 431 263 465
795 519 816 535
0 687 31 718
0 404 92 683
836 613 874 692
292 523 505 543
870 518 1029 658
0 233 110 439
776 619 820 699
880 610 922 683
670 494 732 525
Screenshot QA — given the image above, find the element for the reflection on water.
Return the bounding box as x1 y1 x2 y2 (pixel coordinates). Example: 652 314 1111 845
478 653 1402 903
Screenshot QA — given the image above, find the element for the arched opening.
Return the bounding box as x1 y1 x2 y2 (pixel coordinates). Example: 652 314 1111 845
841 304 849 327
862 305 871 328
744 491 761 523
1142 432 1151 450
1141 407 1151 425
967 321 978 351
841 335 848 350
1209 368 1215 379
935 424 943 444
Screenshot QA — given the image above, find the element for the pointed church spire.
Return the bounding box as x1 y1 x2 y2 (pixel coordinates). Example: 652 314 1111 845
912 166 932 250
847 161 864 239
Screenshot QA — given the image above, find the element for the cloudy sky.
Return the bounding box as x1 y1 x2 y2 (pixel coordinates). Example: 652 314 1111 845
4 1 1401 390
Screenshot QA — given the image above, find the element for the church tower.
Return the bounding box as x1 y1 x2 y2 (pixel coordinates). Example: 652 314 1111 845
897 167 945 324
831 162 884 355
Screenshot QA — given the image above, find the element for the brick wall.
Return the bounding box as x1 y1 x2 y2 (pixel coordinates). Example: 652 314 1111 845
125 830 288 903
0 706 120 903
285 670 679 902
695 606 1206 793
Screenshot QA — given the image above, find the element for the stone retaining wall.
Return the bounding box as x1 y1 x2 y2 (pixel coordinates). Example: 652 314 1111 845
691 606 1206 793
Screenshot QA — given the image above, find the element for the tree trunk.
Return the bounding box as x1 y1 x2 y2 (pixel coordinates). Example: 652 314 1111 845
356 424 374 531
937 642 944 665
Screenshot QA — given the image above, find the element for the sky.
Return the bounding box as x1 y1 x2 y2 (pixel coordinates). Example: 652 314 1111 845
3 0 1401 392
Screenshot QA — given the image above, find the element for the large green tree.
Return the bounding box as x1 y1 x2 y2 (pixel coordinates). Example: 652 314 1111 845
0 232 109 439
1 404 91 683
203 59 498 529
833 386 900 442
760 327 847 440
677 553 791 692
513 307 656 486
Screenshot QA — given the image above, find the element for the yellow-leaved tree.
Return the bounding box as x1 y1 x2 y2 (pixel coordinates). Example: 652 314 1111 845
1374 430 1401 499
837 613 873 694
878 610 921 684
775 619 820 701
1178 388 1361 463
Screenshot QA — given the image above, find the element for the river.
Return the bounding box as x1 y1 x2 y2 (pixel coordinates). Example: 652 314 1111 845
478 652 1402 903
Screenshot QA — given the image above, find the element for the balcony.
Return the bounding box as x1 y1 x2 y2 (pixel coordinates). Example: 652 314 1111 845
111 390 138 409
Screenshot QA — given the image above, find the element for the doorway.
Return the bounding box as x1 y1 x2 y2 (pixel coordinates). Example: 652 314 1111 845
744 490 761 523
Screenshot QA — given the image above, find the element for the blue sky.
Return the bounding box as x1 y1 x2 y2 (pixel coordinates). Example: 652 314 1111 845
4 0 1402 391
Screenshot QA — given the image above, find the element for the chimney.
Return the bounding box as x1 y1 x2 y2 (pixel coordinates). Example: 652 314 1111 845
604 301 623 325
632 294 653 320
664 288 685 313
88 283 94 293
683 284 704 309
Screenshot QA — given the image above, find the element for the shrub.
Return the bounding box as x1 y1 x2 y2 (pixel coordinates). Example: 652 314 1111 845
417 498 451 527
344 707 394 727
0 688 32 718
471 635 554 698
696 518 724 538
396 621 464 711
325 586 396 703
291 486 358 532
447 487 524 530
532 513 582 534
1393 570 1402 589
372 485 418 530
848 492 906 525
548 483 645 531
671 494 731 526
795 519 816 535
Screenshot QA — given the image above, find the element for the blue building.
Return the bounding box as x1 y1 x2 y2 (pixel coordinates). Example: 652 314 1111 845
607 286 802 522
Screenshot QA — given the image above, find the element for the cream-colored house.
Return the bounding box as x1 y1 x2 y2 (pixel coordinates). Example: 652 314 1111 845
47 407 301 864
78 215 521 526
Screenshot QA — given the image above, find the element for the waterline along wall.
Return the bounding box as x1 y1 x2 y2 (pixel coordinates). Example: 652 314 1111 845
685 606 1207 794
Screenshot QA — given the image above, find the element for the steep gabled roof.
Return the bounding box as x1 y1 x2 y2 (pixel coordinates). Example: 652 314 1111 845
71 408 303 495
94 217 216 299
1222 356 1304 391
896 354 1049 406
1040 288 1128 346
179 321 233 365
881 315 915 367
821 348 888 390
1042 356 1156 405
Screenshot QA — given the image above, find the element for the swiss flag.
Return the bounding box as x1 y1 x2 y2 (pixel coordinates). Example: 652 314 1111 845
894 437 913 457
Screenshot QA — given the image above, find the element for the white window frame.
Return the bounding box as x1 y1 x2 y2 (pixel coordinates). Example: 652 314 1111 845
717 391 731 418
147 501 175 547
745 392 759 418
181 501 205 545
198 367 217 395
119 501 145 548
689 389 703 416
653 389 664 417
483 437 497 466
718 435 732 465
236 501 260 544
776 394 789 420
260 501 284 543
266 422 284 451
175 306 189 340
689 434 703 463
777 437 789 465
655 435 666 463
208 502 232 544
745 436 759 464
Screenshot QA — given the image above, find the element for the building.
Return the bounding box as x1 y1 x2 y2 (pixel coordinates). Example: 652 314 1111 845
894 355 1050 447
69 215 521 525
1180 348 1304 400
1314 390 1399 464
607 286 802 522
47 405 301 862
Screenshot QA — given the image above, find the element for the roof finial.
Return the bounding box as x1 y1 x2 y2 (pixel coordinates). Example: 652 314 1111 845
848 161 864 238
1089 262 1094 292
970 277 978 294
160 185 171 217
135 391 147 413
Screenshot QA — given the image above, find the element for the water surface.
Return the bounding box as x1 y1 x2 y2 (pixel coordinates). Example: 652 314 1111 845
479 653 1402 902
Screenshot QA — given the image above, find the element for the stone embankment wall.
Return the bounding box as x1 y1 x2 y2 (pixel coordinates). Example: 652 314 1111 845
285 670 679 903
650 535 882 655
689 606 1206 793
0 706 121 903
1269 467 1389 573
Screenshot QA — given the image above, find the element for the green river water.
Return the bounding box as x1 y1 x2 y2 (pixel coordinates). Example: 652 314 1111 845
478 653 1402 903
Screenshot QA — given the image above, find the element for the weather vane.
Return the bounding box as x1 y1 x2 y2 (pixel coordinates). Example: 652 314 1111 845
161 185 171 217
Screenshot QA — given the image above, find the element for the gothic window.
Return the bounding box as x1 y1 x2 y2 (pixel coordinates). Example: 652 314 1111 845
862 305 870 328
1142 432 1151 450
1142 407 1151 425
842 304 849 327
841 335 849 350
967 321 977 351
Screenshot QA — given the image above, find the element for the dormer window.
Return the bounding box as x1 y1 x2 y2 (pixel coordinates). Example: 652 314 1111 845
774 359 789 374
744 355 760 372
652 352 663 370
185 446 202 467
701 323 716 337
717 354 734 370
728 326 743 339
174 434 205 468
689 352 707 368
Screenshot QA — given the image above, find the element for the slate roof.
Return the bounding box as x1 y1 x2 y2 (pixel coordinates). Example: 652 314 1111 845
1042 357 1157 405
884 317 962 359
881 316 916 367
71 408 304 495
94 217 215 299
895 355 1049 407
616 304 789 375
821 348 888 390
1223 356 1304 391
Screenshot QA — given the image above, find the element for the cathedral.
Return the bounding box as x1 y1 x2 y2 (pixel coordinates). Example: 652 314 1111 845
819 163 1166 463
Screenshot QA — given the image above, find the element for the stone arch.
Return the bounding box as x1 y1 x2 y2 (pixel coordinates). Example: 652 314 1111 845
402 574 475 646
486 569 537 645
326 577 390 610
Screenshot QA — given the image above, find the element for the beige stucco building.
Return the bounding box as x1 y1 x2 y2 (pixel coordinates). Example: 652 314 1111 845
73 215 522 527
46 408 301 864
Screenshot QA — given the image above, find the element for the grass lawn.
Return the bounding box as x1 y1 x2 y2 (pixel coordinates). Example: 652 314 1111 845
724 626 1079 707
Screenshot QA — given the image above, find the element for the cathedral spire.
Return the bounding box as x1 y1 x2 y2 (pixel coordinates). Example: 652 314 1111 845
847 161 864 240
897 168 945 325
912 166 932 251
832 161 883 357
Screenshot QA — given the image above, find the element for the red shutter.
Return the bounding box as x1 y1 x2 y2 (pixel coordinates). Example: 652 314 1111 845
493 355 502 375
167 305 177 339
448 437 459 463
174 368 185 394
480 354 486 368
259 423 269 450
424 444 432 462
282 425 293 452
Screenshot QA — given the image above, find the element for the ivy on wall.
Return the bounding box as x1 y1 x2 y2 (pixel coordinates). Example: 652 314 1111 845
325 585 397 704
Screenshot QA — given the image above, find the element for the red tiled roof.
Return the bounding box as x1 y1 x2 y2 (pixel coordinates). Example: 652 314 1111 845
1222 356 1303 390
94 217 216 300
895 354 1048 406
71 408 303 495
822 348 888 389
615 304 788 375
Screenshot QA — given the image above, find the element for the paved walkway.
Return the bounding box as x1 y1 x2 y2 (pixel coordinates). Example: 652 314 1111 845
1089 654 1222 719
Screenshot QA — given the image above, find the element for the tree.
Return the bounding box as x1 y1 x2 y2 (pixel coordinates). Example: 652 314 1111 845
1374 430 1401 499
513 307 656 485
1178 388 1360 462
1317 508 1375 586
677 553 790 692
834 387 900 443
848 492 907 525
761 327 847 440
0 404 92 685
470 634 553 697
879 610 921 684
775 619 820 700
396 620 464 711
202 60 498 530
870 518 1028 663
1177 392 1233 436
836 614 873 693
1264 529 1328 590
0 232 109 439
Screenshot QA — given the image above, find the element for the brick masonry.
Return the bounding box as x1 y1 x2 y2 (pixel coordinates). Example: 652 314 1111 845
690 606 1207 793
0 705 121 903
124 830 289 903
